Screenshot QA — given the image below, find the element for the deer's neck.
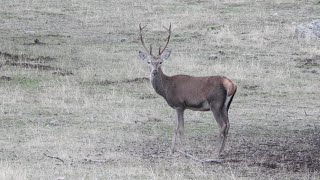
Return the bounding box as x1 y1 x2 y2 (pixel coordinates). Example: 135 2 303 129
150 68 168 99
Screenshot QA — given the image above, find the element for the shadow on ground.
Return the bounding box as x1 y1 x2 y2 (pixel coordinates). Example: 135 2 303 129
126 126 320 173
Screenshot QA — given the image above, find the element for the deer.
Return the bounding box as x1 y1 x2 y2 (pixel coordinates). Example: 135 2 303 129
138 23 237 160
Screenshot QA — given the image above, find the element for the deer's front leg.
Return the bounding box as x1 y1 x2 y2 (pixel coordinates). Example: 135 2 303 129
171 108 185 153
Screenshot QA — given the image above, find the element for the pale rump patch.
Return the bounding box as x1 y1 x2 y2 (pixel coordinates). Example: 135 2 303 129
222 78 237 97
224 96 232 110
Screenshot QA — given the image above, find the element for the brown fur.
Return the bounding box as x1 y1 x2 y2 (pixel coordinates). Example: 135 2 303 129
153 69 236 111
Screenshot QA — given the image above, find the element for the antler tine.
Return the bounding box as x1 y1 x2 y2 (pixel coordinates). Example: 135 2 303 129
162 23 171 31
159 23 172 55
139 23 151 54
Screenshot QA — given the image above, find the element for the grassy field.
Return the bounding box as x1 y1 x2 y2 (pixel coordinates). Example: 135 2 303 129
1 0 320 179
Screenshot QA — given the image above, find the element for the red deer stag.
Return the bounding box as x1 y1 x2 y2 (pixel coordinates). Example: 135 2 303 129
138 24 237 159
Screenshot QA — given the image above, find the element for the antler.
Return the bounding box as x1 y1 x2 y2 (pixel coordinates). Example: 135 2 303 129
139 23 152 55
159 23 171 55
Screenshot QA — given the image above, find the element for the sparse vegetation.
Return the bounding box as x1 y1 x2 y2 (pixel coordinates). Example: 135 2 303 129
0 0 320 179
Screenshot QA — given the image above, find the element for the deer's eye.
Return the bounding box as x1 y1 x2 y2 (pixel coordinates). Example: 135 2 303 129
147 61 150 64
159 62 162 64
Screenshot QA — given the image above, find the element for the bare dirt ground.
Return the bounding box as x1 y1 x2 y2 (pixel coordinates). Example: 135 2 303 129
0 0 320 179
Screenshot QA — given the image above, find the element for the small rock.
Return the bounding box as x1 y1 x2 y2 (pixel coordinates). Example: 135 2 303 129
311 70 318 74
218 50 225 55
208 54 218 60
0 76 12 81
295 19 320 39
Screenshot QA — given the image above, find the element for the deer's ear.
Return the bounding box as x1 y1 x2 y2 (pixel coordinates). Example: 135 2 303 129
138 51 149 61
160 49 171 60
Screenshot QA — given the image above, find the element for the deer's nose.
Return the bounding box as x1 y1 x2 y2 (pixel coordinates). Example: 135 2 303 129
151 69 158 75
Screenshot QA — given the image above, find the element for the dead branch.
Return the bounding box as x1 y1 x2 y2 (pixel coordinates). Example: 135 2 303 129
176 149 203 162
83 159 110 164
304 110 311 116
43 153 65 164
259 143 278 147
176 150 224 164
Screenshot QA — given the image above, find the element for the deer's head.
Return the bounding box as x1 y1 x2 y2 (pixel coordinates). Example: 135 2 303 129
138 24 171 75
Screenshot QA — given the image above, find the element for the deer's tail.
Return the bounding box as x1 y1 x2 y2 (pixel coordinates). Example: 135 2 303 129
222 78 237 111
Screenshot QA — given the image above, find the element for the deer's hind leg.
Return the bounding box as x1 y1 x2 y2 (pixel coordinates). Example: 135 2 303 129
210 97 228 157
213 93 235 156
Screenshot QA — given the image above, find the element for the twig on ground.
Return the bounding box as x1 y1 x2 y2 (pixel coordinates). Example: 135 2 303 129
259 143 278 146
176 149 203 162
43 153 65 164
176 150 224 164
304 110 311 116
83 159 110 164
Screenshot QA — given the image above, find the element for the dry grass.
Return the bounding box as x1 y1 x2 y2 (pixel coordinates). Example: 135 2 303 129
0 0 320 179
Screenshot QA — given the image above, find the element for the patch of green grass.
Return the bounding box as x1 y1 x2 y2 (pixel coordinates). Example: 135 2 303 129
10 76 41 89
0 76 40 91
